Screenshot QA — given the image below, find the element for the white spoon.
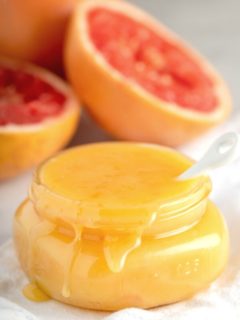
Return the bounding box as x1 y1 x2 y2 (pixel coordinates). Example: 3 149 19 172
179 132 240 180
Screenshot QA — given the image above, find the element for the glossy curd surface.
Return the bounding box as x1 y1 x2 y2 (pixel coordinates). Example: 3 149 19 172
14 143 229 310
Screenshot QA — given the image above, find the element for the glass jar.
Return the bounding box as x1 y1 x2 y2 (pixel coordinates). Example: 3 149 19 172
14 143 229 311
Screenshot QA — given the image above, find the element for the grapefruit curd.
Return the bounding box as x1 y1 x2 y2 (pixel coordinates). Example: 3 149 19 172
14 143 229 310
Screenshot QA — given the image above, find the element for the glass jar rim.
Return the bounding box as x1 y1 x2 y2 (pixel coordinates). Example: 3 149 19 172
30 173 211 237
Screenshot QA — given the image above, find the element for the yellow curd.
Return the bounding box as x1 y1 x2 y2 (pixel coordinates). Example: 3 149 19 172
13 143 229 310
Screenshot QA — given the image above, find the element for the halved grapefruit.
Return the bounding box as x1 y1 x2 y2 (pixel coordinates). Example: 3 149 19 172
65 0 231 146
0 57 80 180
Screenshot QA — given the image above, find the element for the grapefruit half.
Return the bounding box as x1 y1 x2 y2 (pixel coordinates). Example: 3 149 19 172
0 57 80 180
65 0 231 146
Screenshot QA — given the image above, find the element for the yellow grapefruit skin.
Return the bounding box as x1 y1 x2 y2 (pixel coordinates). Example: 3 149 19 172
65 0 231 147
0 58 81 180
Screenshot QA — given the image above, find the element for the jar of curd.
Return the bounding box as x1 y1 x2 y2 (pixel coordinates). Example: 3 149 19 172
14 142 229 311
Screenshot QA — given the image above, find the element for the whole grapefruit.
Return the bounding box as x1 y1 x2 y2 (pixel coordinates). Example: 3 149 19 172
0 0 75 70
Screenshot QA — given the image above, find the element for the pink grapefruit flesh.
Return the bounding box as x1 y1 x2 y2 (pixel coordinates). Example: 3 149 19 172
88 8 217 112
0 67 66 125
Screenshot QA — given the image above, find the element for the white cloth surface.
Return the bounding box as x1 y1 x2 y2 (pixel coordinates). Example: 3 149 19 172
1 116 240 319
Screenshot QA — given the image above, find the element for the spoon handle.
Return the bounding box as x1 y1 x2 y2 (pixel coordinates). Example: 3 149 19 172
179 132 240 180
